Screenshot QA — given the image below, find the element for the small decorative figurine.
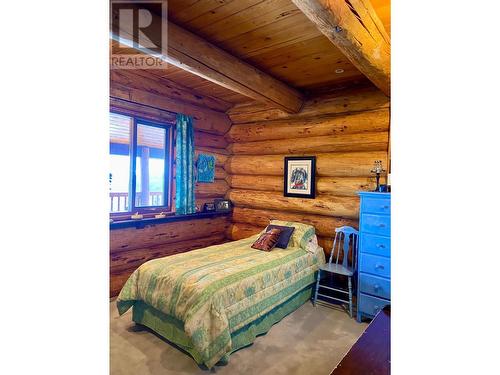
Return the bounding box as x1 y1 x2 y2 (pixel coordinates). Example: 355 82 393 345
370 160 386 192
131 212 144 220
154 212 166 219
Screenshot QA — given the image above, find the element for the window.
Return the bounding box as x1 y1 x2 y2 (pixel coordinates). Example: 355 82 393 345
109 111 173 217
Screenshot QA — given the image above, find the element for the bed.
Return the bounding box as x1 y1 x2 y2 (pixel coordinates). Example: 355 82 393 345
116 221 325 368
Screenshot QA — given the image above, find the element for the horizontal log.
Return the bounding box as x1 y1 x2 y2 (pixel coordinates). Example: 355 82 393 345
228 189 359 219
226 223 262 241
110 97 175 124
228 86 389 124
195 179 229 198
226 109 389 143
227 175 283 193
225 151 388 177
194 131 229 149
228 132 388 155
231 207 358 238
228 175 376 196
196 146 230 155
316 177 377 196
215 166 227 180
110 216 230 253
110 69 232 112
110 83 231 135
110 233 227 274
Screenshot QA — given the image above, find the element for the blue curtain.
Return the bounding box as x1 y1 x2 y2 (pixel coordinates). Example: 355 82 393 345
175 114 195 215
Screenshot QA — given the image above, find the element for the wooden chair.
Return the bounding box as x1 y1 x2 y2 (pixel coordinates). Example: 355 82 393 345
313 226 359 318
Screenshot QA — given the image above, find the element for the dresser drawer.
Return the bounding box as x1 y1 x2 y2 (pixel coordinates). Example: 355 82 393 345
359 293 390 317
361 197 390 215
359 253 390 278
359 273 391 300
361 233 391 257
361 214 390 236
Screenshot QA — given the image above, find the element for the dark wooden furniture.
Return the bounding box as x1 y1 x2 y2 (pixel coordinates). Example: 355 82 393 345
331 305 390 375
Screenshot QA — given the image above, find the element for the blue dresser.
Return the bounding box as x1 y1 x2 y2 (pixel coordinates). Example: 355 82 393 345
357 192 391 322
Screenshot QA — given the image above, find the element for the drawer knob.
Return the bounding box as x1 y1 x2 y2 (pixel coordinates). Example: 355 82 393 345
379 223 386 228
374 305 380 311
373 284 380 291
375 264 385 270
377 244 385 248
382 205 389 209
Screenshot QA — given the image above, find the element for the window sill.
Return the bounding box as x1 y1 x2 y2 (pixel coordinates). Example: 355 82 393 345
110 209 173 222
109 211 231 230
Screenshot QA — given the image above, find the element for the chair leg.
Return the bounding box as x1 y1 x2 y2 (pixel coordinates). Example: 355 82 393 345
313 270 321 306
348 276 353 318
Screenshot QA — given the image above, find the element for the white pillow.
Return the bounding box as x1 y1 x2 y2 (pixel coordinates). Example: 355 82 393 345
305 234 319 253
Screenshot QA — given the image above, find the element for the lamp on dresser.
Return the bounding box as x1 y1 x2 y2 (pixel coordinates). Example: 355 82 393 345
357 192 391 322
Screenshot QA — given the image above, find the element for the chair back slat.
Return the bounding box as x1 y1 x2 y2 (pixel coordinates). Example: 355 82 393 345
329 231 340 264
342 233 350 268
337 233 344 265
334 232 340 264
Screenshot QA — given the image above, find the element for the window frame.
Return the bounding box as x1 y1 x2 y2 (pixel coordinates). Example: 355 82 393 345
110 110 174 220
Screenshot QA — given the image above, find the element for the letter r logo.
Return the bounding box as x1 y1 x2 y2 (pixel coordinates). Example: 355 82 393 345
111 1 166 55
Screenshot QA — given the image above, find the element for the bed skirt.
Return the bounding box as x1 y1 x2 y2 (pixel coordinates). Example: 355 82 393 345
131 285 314 367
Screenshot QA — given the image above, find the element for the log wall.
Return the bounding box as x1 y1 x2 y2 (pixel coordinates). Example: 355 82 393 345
110 73 231 296
225 86 390 257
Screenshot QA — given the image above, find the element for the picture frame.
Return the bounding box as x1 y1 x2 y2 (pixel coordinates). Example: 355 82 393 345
214 198 232 212
283 156 316 199
202 202 216 212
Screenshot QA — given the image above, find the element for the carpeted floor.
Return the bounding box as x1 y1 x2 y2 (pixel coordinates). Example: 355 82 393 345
110 299 367 375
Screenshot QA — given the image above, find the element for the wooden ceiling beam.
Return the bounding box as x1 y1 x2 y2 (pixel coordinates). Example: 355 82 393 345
111 20 304 113
110 67 233 112
291 0 390 96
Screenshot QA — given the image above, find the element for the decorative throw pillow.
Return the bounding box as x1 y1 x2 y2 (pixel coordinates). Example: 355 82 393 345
268 220 316 250
305 234 319 254
251 228 283 251
265 224 295 248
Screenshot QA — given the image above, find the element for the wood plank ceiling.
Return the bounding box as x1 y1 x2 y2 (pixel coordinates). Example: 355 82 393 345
112 0 390 109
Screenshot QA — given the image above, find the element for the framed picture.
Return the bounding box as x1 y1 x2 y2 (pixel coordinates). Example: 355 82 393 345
284 156 316 199
202 202 216 212
214 198 232 212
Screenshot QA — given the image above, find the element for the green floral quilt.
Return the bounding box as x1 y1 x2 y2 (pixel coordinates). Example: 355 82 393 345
117 234 325 368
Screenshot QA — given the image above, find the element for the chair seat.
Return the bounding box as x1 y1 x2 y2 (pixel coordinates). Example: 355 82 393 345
319 263 354 276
